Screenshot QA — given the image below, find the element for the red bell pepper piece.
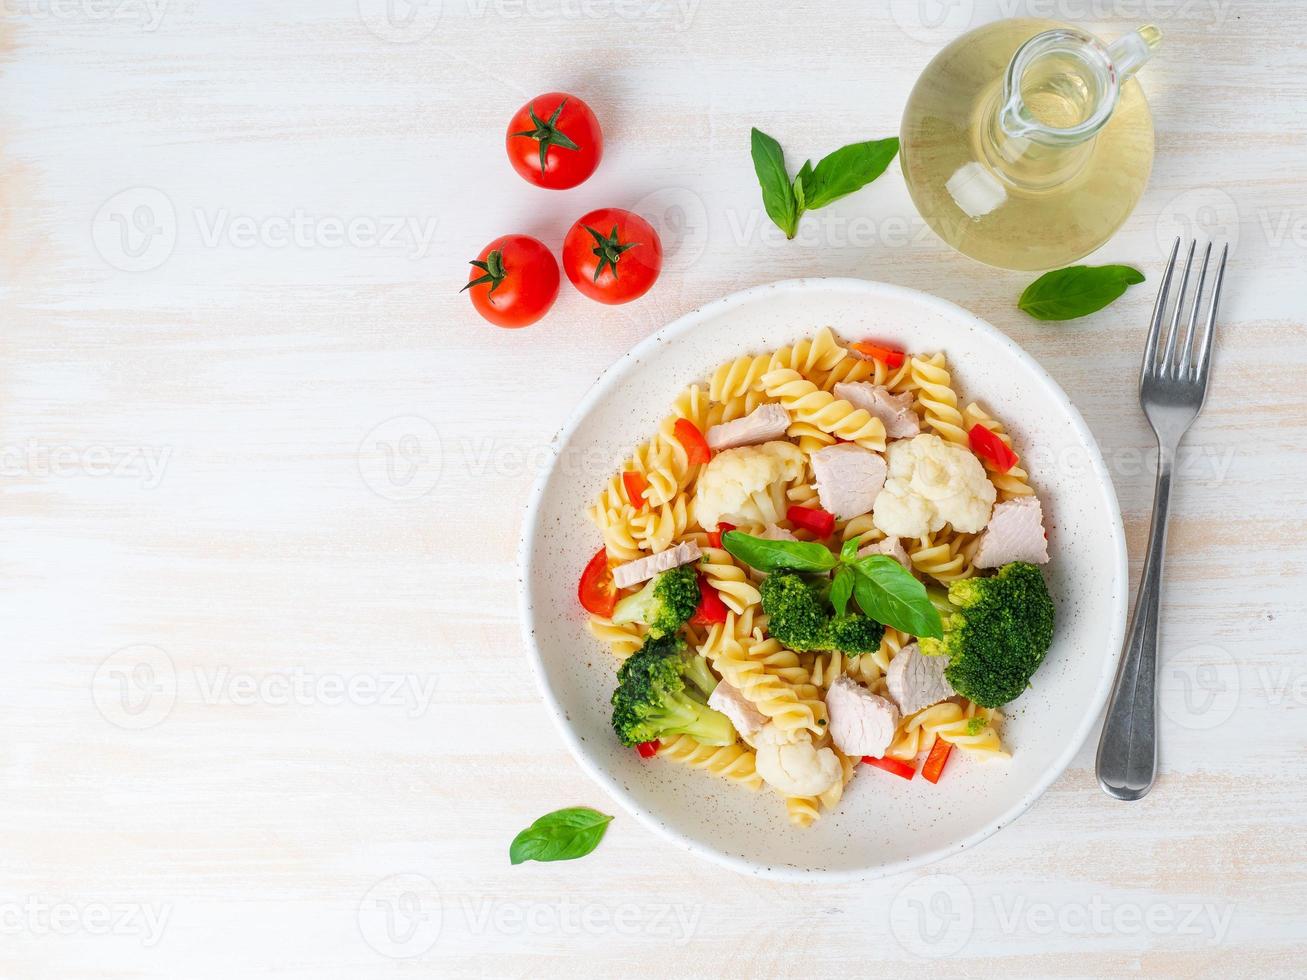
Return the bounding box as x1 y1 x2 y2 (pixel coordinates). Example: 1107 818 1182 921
968 423 1018 473
849 341 906 369
708 521 736 549
577 547 618 618
690 575 729 626
622 470 649 509
862 755 917 780
673 418 712 466
921 738 953 784
636 740 660 758
787 504 836 538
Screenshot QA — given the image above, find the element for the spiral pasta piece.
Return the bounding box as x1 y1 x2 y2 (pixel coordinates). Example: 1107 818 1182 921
699 629 823 736
587 616 645 659
629 494 690 554
696 544 763 615
762 368 887 451
962 401 1034 500
910 353 968 446
657 735 764 789
909 527 977 584
708 327 848 402
904 700 1009 759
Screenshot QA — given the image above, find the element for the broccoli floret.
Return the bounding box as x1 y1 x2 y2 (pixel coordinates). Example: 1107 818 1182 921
610 566 700 637
759 573 829 651
760 573 886 655
823 614 885 655
919 562 1055 708
610 635 734 747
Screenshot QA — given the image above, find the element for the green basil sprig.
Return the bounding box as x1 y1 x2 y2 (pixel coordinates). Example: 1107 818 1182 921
750 128 899 240
1018 264 1145 321
722 531 942 638
509 807 613 865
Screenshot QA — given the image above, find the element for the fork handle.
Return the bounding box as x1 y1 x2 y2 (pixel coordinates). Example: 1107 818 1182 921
1096 444 1174 800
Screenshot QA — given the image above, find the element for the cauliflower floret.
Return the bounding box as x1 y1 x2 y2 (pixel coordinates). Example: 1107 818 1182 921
751 725 842 797
872 434 996 539
693 441 805 530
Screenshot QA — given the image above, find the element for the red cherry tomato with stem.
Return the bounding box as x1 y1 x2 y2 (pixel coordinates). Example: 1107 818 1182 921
462 234 559 329
562 208 662 305
505 92 603 190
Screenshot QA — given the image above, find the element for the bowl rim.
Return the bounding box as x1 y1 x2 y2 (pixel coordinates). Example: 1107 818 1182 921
518 277 1128 882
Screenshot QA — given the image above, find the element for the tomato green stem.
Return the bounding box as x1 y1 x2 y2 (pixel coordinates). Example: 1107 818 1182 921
509 98 581 174
462 248 506 296
584 224 640 282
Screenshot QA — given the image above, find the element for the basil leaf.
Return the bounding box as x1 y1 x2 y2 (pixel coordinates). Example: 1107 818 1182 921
750 128 798 240
803 138 900 211
831 566 854 618
793 159 814 212
839 537 860 564
722 531 837 573
509 807 613 865
849 555 943 639
1018 264 1145 321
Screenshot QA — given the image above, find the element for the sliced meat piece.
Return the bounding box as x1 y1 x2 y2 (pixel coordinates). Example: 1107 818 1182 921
707 679 767 739
825 676 901 758
885 642 956 716
611 541 702 589
811 443 887 521
759 523 798 542
857 535 910 569
973 496 1049 568
705 403 792 451
834 382 921 439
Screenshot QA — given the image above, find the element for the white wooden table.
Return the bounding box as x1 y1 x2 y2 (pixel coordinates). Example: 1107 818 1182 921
2 1 1304 976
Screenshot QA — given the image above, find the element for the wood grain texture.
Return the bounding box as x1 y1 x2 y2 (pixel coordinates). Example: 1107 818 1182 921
1 0 1304 976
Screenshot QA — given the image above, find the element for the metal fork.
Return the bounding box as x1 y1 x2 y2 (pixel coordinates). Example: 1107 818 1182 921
1096 237 1228 801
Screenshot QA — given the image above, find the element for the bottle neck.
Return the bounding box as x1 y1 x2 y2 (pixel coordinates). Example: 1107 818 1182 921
979 25 1157 192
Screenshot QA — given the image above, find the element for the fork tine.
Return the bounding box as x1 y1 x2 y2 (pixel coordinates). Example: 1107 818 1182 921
1195 243 1228 387
1178 242 1212 378
1161 240 1195 378
1143 237 1181 378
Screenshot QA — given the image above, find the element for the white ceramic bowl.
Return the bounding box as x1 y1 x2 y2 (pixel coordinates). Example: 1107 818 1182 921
520 278 1127 881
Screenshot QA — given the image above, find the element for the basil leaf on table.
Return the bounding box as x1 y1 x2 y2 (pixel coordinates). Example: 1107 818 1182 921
803 138 900 210
509 807 613 866
1018 264 1145 321
749 129 899 239
830 566 854 618
722 531 838 573
750 128 799 240
849 554 943 639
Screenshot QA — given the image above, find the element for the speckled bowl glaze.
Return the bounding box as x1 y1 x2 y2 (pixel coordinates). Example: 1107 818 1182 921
520 278 1127 881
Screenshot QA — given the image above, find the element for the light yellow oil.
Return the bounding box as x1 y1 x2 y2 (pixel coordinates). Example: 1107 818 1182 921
900 19 1155 271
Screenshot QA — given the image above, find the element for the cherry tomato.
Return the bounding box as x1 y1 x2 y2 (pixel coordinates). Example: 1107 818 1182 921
968 423 1018 473
562 208 662 305
506 92 603 190
462 234 559 329
577 547 617 618
621 470 648 510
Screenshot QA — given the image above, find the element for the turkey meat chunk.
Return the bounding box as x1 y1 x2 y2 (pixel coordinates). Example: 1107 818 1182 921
885 642 956 716
811 444 888 521
825 676 900 758
973 496 1050 568
705 403 792 451
833 382 921 439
